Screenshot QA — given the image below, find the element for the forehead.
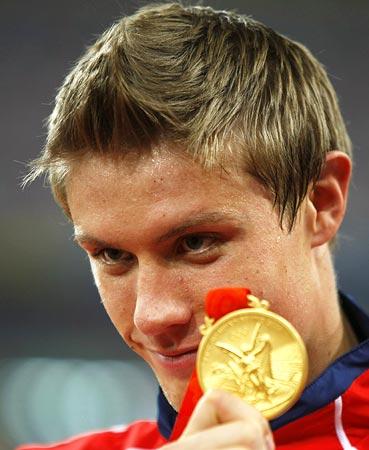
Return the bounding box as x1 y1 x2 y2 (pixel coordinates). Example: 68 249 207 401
65 148 274 237
68 147 268 195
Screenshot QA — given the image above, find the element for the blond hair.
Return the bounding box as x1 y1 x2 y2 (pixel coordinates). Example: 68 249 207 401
25 3 352 228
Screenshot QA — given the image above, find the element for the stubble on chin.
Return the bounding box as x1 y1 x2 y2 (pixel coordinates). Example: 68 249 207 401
160 381 188 412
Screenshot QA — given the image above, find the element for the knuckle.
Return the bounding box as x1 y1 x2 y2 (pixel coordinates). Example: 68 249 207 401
237 418 264 446
205 388 223 402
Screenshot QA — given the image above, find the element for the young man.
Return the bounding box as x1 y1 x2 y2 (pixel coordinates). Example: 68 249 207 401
20 3 369 449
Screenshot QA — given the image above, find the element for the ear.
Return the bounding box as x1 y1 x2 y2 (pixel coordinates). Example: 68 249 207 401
309 151 352 248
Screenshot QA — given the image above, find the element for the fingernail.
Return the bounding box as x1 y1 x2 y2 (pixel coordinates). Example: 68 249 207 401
265 434 275 450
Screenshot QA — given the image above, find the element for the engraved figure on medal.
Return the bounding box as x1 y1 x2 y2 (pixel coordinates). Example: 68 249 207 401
197 295 308 419
208 321 296 410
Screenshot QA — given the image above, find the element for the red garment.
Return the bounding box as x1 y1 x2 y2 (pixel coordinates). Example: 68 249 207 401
17 369 369 449
17 421 166 450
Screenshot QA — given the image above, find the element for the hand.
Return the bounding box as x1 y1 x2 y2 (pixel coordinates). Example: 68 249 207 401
162 389 275 449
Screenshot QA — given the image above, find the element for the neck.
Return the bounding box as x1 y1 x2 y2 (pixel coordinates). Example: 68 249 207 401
335 308 358 357
307 247 357 384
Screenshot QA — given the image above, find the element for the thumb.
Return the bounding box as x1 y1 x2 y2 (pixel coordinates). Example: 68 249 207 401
182 389 270 436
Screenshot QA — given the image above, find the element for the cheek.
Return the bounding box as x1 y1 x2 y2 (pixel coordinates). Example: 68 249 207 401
245 243 314 339
214 236 313 328
91 265 136 339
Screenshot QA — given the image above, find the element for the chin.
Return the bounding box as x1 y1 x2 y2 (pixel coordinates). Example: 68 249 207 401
159 377 191 411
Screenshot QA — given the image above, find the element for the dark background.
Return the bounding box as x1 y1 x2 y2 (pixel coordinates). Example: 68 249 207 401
1 1 368 449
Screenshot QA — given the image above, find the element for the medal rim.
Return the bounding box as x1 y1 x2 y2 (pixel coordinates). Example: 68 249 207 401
197 308 309 420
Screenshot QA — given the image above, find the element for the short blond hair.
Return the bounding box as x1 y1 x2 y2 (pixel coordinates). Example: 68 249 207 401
26 2 352 228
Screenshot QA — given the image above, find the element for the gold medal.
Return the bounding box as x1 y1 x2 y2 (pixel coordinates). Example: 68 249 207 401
197 295 308 420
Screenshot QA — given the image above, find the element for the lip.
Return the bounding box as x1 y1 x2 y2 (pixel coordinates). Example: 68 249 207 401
148 347 198 377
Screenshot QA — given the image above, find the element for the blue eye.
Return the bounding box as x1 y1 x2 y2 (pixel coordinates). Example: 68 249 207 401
103 249 124 261
97 248 135 265
183 235 206 250
179 234 218 254
176 233 222 263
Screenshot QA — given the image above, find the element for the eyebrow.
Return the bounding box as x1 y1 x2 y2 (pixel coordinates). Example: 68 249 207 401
73 233 112 248
74 211 242 248
155 211 242 243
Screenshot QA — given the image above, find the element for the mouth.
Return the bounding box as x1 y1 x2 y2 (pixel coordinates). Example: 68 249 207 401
148 347 198 377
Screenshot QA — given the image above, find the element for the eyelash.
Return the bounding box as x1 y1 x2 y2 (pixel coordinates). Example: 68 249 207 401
91 248 134 266
176 234 219 255
91 233 221 267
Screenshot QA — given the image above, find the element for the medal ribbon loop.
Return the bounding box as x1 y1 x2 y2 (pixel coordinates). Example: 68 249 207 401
170 287 251 440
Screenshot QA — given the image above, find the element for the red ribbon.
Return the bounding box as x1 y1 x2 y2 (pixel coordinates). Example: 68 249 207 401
170 287 251 441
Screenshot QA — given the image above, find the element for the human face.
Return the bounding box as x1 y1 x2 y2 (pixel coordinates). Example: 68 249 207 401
67 148 319 410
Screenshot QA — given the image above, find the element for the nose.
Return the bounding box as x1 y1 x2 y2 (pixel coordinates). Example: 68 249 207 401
133 263 192 337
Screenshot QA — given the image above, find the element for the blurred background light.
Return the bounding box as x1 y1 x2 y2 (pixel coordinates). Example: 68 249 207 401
0 358 157 449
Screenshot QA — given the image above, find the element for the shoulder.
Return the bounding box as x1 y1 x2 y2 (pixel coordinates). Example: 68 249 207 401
16 420 167 450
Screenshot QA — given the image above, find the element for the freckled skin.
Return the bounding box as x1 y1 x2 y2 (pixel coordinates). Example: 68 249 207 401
66 148 347 410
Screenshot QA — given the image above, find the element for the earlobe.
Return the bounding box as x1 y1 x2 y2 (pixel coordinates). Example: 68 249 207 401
309 151 352 248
